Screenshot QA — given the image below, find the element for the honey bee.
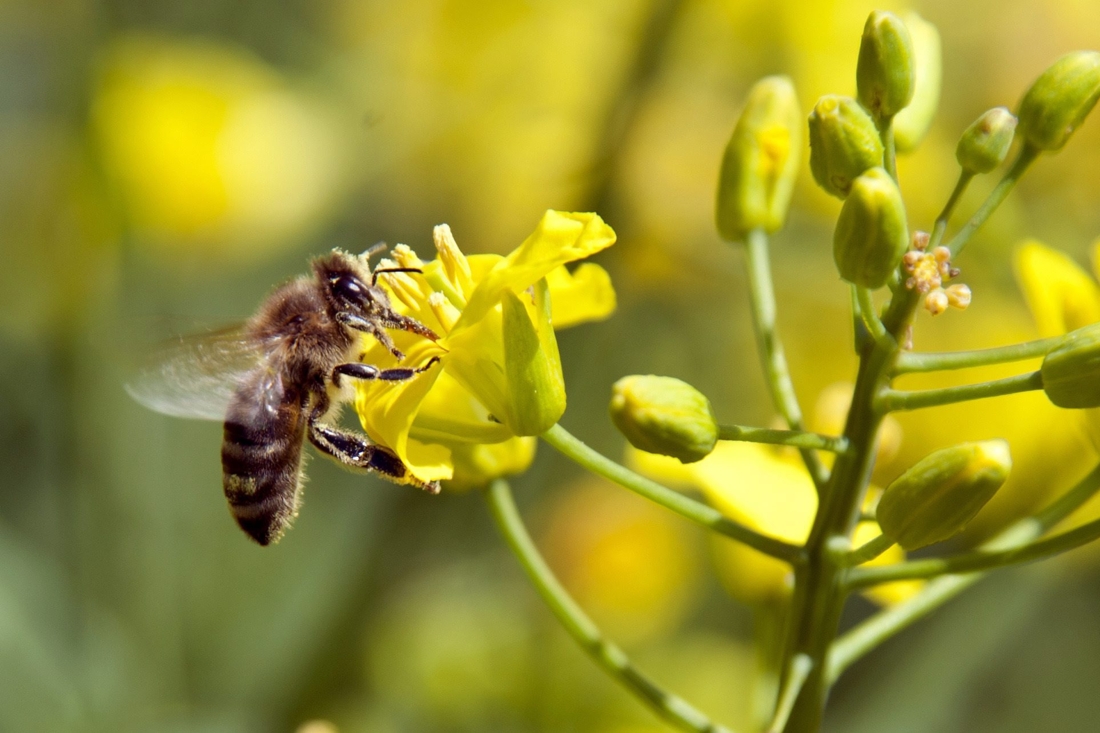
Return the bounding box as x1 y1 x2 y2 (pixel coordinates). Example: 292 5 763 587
127 248 442 545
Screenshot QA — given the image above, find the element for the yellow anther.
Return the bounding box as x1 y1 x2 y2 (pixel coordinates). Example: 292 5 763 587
427 291 460 333
433 224 474 302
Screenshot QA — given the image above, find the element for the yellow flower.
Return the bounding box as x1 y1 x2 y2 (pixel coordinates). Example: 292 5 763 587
92 35 341 259
353 210 616 487
1015 239 1100 448
629 441 922 607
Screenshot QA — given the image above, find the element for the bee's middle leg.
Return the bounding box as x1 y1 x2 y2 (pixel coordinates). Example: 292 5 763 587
331 357 440 388
307 420 440 494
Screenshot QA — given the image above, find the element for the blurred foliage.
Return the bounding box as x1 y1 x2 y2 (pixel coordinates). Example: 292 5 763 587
2 0 1100 731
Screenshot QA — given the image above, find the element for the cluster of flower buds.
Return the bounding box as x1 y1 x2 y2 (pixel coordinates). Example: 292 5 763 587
901 232 970 316
609 375 719 464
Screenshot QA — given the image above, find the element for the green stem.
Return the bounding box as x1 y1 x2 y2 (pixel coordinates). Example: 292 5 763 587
744 228 830 489
849 509 1100 587
718 424 848 453
945 145 1040 257
855 287 886 342
880 121 897 181
766 655 813 733
879 370 1043 412
893 335 1063 374
541 423 802 563
483 480 733 733
928 171 974 249
840 533 895 567
826 462 1100 682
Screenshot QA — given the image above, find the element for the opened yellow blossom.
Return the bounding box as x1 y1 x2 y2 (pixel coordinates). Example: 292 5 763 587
353 210 616 487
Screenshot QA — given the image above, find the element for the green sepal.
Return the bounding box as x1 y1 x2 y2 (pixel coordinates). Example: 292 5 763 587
501 279 566 435
1041 323 1100 408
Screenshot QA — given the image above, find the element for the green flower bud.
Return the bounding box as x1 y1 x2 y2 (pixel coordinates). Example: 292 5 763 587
856 10 916 123
893 12 942 152
609 375 718 464
878 440 1012 550
1041 323 1100 408
808 95 884 198
716 76 803 240
955 107 1017 174
832 167 908 288
1017 50 1100 151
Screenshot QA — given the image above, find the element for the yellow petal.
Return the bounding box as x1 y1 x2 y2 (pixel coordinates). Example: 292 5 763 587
546 262 617 328
454 210 616 332
409 370 513 445
444 437 538 491
1014 240 1100 336
354 336 452 483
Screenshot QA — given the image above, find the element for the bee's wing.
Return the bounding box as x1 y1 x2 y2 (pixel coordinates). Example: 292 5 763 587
126 327 273 422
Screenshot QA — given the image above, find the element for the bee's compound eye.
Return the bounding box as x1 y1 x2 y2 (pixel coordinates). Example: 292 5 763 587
333 275 366 301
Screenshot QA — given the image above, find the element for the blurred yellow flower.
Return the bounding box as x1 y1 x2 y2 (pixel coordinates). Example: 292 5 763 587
630 440 922 607
354 210 616 487
1015 239 1100 448
541 479 702 643
92 35 342 258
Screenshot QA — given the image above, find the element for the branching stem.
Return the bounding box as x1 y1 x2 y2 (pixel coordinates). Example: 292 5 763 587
744 229 830 489
541 423 802 563
893 335 1063 374
879 370 1043 412
945 145 1040 257
718 424 848 453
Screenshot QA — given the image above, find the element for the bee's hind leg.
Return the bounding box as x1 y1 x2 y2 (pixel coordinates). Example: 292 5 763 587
331 357 440 388
307 421 440 494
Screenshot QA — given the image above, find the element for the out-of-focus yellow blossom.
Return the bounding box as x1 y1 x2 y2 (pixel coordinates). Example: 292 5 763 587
1015 239 1100 448
541 479 702 643
354 211 616 487
629 441 922 607
92 35 342 259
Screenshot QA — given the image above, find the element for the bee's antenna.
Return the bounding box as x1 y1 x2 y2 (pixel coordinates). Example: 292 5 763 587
372 267 423 286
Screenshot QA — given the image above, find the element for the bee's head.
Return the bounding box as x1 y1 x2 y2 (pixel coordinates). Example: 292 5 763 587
314 250 390 318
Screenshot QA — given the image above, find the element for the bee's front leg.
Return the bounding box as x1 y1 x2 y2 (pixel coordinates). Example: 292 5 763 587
307 420 440 494
330 357 440 388
335 312 405 360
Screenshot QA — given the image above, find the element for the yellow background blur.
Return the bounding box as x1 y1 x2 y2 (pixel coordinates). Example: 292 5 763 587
1 0 1099 731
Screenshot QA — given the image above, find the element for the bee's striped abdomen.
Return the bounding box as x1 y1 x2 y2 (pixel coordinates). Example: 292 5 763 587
221 383 308 545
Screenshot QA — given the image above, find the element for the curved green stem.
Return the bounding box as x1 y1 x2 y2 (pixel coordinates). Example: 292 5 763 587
839 533 895 568
718 424 848 454
541 423 802 563
766 655 813 733
929 171 974 249
484 480 733 733
744 229 830 489
855 287 886 342
879 120 897 182
879 370 1043 412
945 145 1040 257
827 462 1100 682
893 335 1063 374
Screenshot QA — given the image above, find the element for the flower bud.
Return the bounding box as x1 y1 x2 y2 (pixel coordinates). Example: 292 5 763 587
833 167 909 288
1041 323 1100 408
610 375 718 464
809 95 884 198
892 12 942 152
1017 50 1100 151
878 440 1012 550
856 10 916 123
716 76 802 240
956 107 1017 174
